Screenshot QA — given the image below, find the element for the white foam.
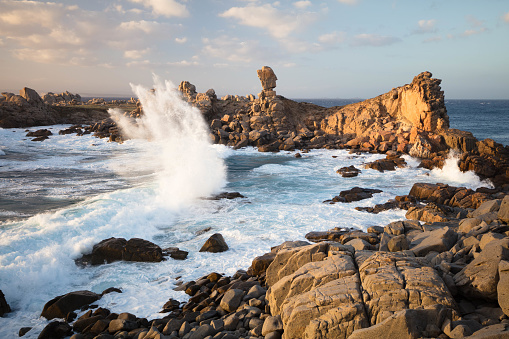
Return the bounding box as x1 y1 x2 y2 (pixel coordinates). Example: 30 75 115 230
109 75 226 209
430 151 492 189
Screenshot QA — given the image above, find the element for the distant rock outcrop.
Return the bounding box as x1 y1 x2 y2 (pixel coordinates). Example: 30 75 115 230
0 87 109 128
42 91 82 105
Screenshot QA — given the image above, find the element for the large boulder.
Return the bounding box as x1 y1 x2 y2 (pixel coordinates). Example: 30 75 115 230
265 242 329 287
281 277 368 339
38 321 72 339
359 251 457 325
267 248 356 315
199 233 229 253
409 227 457 256
454 239 509 300
257 66 277 97
77 237 164 265
19 87 43 105
41 290 101 320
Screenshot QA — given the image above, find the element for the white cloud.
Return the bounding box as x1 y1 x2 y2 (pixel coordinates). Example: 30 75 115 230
337 0 358 4
119 20 162 34
167 60 200 66
318 31 346 45
13 48 96 66
0 2 176 67
462 28 486 37
280 38 318 54
414 19 437 34
175 37 188 44
351 34 400 47
220 3 317 39
128 0 189 18
124 48 150 59
504 12 509 23
202 36 264 63
126 59 153 67
293 1 312 9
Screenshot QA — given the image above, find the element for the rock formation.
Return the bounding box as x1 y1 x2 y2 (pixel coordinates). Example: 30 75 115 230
257 66 278 99
42 91 82 105
172 68 508 187
0 87 109 128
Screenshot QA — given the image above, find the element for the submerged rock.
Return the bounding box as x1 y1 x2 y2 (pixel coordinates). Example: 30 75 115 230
337 165 361 177
325 187 383 203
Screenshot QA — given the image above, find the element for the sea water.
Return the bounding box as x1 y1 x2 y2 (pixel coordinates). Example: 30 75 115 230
0 88 500 338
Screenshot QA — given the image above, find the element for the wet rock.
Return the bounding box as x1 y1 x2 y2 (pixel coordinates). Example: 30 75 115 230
77 237 163 265
337 165 361 178
326 187 383 203
38 321 72 339
26 129 52 137
0 290 11 317
19 327 32 337
41 290 101 320
163 247 189 260
364 155 406 172
199 233 229 253
208 192 246 200
305 229 347 242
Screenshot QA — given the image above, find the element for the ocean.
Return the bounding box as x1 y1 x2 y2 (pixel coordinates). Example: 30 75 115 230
0 88 507 337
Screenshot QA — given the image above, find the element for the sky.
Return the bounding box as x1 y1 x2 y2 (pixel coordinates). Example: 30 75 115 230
0 0 508 99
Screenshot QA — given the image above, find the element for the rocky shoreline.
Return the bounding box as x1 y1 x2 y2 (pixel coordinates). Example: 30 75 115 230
2 68 509 338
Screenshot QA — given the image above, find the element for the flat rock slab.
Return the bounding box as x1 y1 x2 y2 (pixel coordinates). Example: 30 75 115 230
265 243 458 339
358 251 457 325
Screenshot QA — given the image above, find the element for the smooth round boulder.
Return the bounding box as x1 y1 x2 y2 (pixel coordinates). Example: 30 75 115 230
199 233 229 253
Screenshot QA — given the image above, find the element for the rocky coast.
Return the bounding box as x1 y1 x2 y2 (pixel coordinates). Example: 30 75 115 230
2 67 509 338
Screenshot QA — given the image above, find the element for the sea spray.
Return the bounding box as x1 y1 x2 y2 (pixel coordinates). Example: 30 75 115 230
431 150 492 189
109 76 226 209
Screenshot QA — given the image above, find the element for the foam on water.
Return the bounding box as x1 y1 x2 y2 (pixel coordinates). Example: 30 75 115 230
109 76 227 210
430 151 493 189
